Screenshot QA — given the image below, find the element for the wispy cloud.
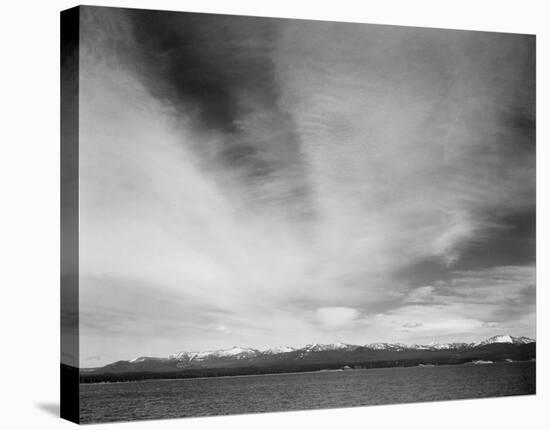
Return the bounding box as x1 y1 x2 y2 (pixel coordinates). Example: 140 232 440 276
368 265 535 343
77 8 535 366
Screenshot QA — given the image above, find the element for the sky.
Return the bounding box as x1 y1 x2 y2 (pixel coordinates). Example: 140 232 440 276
77 7 535 367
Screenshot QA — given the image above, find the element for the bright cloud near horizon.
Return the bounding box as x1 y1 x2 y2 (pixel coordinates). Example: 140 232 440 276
75 8 535 367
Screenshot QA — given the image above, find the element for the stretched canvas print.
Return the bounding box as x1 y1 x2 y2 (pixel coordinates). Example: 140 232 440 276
60 5 536 424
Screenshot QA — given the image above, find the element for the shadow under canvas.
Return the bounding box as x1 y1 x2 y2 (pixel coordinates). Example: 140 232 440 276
35 402 60 417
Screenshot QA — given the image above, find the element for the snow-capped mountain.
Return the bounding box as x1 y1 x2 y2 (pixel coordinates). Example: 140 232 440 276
130 356 170 363
408 342 470 351
294 342 359 358
476 335 535 346
211 347 259 357
170 347 259 362
299 342 358 352
365 342 407 351
402 335 534 351
262 346 296 354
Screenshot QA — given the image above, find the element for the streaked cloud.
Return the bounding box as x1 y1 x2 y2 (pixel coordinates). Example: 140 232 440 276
77 8 535 366
368 265 535 343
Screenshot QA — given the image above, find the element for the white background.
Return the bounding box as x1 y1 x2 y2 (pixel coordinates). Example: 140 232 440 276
0 0 547 428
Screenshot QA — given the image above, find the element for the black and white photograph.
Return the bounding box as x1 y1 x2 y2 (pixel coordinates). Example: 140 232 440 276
59 3 536 425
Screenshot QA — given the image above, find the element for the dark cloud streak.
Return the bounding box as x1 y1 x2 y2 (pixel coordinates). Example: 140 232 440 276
122 10 316 221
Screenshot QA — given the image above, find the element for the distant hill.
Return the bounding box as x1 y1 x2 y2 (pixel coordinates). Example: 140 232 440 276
80 335 535 383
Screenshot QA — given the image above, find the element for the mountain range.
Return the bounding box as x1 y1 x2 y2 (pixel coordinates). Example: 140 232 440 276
80 335 535 383
168 335 533 361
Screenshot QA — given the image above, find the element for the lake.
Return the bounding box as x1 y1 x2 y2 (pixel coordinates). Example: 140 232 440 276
79 361 535 423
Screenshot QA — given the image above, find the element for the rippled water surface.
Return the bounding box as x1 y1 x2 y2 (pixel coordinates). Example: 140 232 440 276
80 362 535 423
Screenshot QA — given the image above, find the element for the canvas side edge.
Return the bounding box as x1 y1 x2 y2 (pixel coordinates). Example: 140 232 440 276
60 5 80 424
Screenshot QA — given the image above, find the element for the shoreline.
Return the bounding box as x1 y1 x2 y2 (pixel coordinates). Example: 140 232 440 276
80 359 535 385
